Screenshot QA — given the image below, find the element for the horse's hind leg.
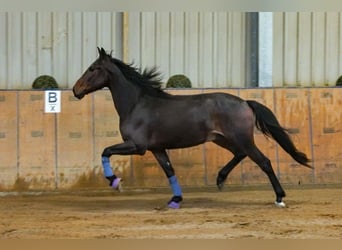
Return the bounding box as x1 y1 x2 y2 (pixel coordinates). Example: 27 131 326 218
216 154 246 190
212 137 246 190
245 145 286 207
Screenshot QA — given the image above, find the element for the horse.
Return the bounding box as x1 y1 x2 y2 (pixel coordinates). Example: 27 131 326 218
73 47 312 209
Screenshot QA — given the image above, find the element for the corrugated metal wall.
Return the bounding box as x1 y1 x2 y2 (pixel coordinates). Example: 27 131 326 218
0 12 246 89
273 12 342 87
0 12 342 89
125 12 246 88
0 12 123 89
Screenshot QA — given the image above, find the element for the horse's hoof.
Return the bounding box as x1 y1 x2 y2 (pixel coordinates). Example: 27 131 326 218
274 201 286 208
168 201 181 209
217 182 224 191
111 178 123 192
216 175 226 191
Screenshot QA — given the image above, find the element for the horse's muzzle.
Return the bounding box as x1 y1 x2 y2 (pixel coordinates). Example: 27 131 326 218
72 87 83 99
72 80 87 99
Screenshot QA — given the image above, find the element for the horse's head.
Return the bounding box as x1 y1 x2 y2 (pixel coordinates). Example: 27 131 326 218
73 47 112 99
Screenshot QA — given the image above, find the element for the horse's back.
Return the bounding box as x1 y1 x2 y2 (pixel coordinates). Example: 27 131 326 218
121 90 254 149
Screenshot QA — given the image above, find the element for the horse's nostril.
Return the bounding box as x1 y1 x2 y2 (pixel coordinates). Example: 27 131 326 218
72 87 78 96
72 79 87 98
72 85 83 99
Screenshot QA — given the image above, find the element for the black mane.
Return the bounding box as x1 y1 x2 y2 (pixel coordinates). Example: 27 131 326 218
110 57 166 94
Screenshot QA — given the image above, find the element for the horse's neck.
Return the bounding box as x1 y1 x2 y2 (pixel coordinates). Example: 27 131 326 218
108 76 141 119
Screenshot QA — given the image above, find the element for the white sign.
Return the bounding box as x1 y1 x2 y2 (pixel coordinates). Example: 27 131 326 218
45 90 61 113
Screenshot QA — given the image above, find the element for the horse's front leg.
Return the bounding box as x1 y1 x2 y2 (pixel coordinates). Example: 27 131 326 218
101 140 146 190
151 149 183 209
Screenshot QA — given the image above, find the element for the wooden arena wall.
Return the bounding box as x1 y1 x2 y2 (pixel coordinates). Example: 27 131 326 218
0 88 341 190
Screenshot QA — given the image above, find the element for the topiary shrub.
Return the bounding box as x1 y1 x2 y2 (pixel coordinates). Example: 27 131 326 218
32 75 59 89
166 74 192 88
336 75 342 86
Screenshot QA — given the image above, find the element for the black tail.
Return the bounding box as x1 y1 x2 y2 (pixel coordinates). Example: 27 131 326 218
246 100 312 169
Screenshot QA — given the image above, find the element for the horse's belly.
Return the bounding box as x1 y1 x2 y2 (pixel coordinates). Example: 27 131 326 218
149 125 208 149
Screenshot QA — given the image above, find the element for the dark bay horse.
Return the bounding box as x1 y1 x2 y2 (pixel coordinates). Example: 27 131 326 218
73 47 312 208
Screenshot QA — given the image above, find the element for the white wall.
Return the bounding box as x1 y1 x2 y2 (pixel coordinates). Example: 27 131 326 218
125 12 246 88
273 12 342 87
0 12 123 89
0 12 246 89
1 12 341 89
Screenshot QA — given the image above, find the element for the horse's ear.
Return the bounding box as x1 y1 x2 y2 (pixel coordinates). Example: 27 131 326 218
98 47 108 60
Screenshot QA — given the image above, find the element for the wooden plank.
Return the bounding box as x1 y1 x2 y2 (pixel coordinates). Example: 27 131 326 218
56 92 94 188
93 90 131 188
18 91 56 189
131 151 165 187
0 91 18 189
1 88 342 190
202 89 240 185
310 88 342 183
274 88 314 184
239 88 278 184
165 89 202 96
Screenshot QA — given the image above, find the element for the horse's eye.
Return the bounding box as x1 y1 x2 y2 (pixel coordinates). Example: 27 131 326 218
89 66 96 72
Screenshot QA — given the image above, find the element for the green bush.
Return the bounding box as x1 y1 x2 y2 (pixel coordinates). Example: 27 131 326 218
336 75 342 86
32 75 59 89
166 74 192 88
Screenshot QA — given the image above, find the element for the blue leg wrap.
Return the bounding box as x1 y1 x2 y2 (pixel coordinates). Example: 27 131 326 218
168 176 182 197
102 156 114 177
